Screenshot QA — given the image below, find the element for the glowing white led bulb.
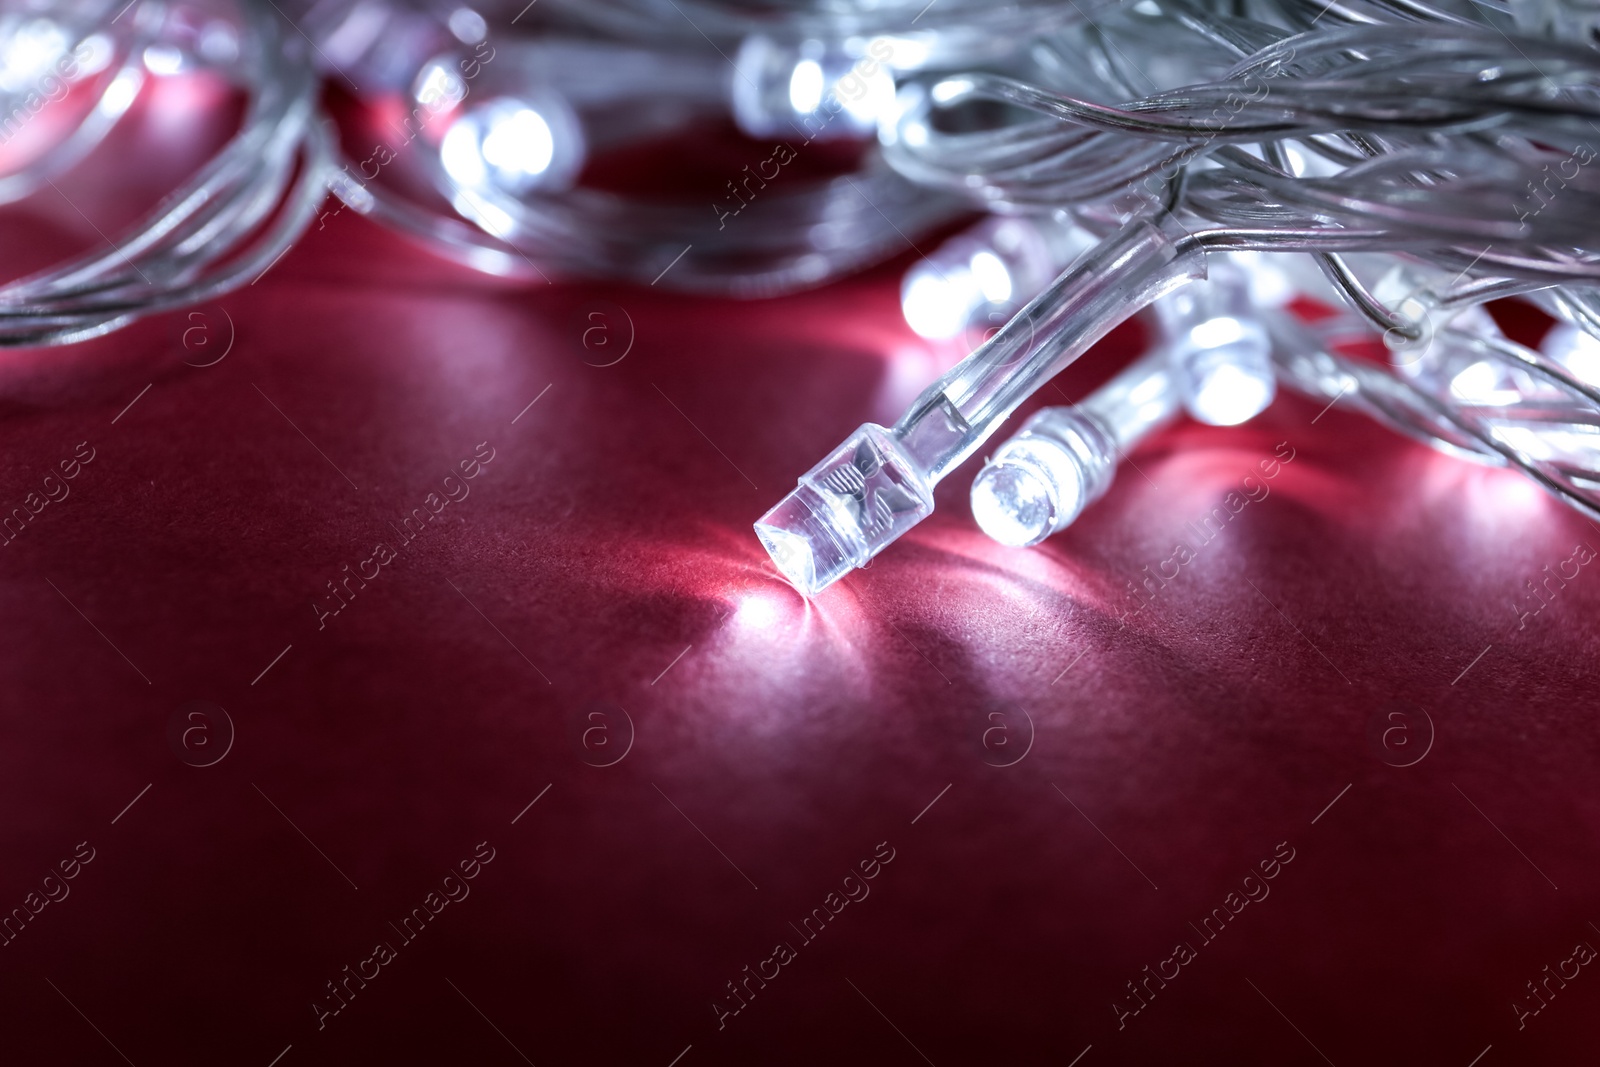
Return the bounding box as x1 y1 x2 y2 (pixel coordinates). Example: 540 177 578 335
142 43 186 76
1542 322 1600 386
0 16 70 93
970 351 1179 546
755 424 936 595
440 93 586 196
757 219 1207 596
1381 276 1524 404
1157 263 1277 426
732 35 900 142
901 213 1099 340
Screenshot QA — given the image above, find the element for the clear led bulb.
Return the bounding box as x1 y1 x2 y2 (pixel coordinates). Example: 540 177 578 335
421 38 726 200
732 35 899 142
1370 259 1474 364
440 92 586 196
1438 310 1530 406
901 212 1099 340
1156 262 1277 426
970 350 1179 546
757 218 1207 596
1542 321 1600 386
1381 280 1527 404
755 424 936 595
1376 303 1600 470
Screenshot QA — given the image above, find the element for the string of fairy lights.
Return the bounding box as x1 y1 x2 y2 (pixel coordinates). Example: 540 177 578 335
6 0 1600 593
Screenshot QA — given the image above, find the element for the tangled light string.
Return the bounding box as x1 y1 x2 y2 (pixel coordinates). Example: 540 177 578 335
6 0 1600 593
0 0 328 346
302 0 1112 293
754 1 1600 593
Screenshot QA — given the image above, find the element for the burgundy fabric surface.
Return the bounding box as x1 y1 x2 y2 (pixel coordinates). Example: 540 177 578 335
5 90 1600 1067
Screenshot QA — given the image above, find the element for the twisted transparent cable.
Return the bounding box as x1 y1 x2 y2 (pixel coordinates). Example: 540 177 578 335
0 0 331 347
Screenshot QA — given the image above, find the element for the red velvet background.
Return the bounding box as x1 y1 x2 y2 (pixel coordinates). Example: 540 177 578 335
2 73 1599 1067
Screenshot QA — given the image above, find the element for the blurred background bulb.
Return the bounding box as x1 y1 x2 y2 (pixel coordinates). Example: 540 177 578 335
0 13 113 96
416 37 728 205
141 43 186 76
1542 322 1600 387
1384 296 1532 406
0 15 70 93
901 212 1098 340
732 35 900 142
440 93 586 196
1447 357 1527 407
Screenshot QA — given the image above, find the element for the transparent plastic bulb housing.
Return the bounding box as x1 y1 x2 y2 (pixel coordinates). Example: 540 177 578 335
757 220 1206 596
754 425 935 595
732 35 898 142
1388 302 1524 402
901 213 1099 340
1542 322 1600 386
1158 264 1277 426
1381 308 1600 471
970 351 1179 546
440 94 586 196
970 411 1112 546
0 16 71 94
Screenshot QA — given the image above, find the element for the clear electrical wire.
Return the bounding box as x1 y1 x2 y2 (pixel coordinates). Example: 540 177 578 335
1269 308 1600 524
541 0 1101 66
305 0 1152 295
310 13 974 295
755 216 1207 595
0 0 330 347
5 0 1600 580
757 0 1600 592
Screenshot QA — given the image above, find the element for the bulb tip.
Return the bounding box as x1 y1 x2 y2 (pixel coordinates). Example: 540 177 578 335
901 268 970 339
971 458 1057 547
754 520 821 596
754 485 858 597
